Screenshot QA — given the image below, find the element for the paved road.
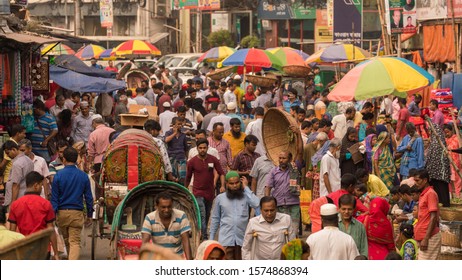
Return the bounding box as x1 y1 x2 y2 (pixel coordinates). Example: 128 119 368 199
79 224 112 260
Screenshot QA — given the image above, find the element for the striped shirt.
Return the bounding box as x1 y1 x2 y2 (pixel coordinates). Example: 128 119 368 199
31 113 58 154
141 209 191 255
48 158 64 177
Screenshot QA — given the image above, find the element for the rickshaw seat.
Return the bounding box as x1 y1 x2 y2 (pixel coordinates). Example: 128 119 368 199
118 239 143 255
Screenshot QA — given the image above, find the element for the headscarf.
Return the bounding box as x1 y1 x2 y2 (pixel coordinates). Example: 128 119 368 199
341 127 358 156
372 131 388 153
358 197 394 245
426 123 451 183
281 239 308 260
194 240 226 260
244 85 255 101
311 140 330 166
376 124 394 153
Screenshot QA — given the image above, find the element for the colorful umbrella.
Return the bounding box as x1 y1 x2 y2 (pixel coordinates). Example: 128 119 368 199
111 40 161 57
221 48 283 71
306 43 370 64
328 57 435 102
198 46 236 63
266 47 307 66
75 44 106 60
96 48 118 60
267 47 310 61
41 43 75 56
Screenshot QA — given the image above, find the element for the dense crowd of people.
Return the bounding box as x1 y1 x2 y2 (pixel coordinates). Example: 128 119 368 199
0 64 460 261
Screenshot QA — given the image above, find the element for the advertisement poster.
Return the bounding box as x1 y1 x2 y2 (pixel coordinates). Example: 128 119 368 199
99 0 113 28
315 9 333 43
327 0 334 30
172 0 198 10
333 0 362 47
416 0 447 20
386 0 416 35
199 0 220 10
211 13 229 32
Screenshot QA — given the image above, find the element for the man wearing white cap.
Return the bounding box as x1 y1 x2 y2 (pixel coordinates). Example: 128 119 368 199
226 102 245 132
87 114 115 173
159 101 176 137
71 101 93 144
306 203 359 260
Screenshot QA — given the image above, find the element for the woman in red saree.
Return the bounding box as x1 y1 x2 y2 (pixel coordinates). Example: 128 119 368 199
357 197 395 260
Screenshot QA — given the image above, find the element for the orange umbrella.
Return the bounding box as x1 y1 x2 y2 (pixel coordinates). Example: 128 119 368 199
111 40 161 57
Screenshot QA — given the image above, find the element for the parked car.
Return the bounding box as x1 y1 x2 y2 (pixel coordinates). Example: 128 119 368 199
154 53 204 69
114 59 158 71
170 67 196 82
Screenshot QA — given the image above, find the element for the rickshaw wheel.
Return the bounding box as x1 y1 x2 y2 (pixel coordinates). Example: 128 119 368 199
91 204 101 260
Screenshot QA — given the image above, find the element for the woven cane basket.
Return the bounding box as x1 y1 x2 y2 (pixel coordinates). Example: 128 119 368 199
206 66 235 80
440 207 462 222
246 74 277 87
437 253 462 260
262 108 302 165
441 231 461 248
282 65 311 77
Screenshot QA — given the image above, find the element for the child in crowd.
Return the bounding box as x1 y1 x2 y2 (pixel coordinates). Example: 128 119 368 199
397 223 418 260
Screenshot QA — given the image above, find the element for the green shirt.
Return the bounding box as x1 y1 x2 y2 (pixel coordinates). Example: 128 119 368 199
338 218 368 257
314 75 322 91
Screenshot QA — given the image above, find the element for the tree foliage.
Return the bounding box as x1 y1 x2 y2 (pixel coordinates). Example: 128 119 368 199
240 35 260 48
207 30 234 48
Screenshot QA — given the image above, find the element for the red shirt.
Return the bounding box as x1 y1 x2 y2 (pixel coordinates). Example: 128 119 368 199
398 108 410 138
328 189 368 214
328 130 335 140
415 186 440 241
186 155 225 201
8 193 55 236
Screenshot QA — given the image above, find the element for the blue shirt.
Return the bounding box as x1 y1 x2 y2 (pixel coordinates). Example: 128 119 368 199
165 130 188 161
51 165 93 217
397 135 425 177
209 186 260 246
31 113 58 154
283 99 302 113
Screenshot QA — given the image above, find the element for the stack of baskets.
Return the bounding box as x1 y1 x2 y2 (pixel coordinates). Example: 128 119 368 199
283 65 311 77
440 207 462 222
262 108 302 165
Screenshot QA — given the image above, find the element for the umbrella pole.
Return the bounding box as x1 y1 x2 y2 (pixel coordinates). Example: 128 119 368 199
425 115 462 179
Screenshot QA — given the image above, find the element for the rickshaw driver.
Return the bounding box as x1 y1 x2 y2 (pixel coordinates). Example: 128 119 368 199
141 192 193 260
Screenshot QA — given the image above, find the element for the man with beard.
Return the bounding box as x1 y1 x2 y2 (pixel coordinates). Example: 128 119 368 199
185 139 225 240
242 196 295 260
207 122 232 175
319 139 342 196
223 118 247 159
303 132 328 199
209 171 259 259
141 192 192 260
231 135 261 181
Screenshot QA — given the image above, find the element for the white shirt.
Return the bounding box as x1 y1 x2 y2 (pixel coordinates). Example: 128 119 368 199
254 92 272 109
223 90 237 104
151 137 173 174
319 151 341 197
307 226 359 260
242 213 295 260
159 110 177 136
245 118 264 156
207 113 231 133
32 154 50 199
331 114 354 140
380 97 393 116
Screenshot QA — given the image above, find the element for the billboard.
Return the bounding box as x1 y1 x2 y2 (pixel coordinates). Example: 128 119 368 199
315 9 333 43
100 0 114 28
172 0 198 10
199 0 220 10
386 0 417 34
257 0 316 20
333 0 362 47
416 0 447 20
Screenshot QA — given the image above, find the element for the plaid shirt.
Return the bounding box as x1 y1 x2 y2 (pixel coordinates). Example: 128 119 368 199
207 137 232 172
231 150 261 172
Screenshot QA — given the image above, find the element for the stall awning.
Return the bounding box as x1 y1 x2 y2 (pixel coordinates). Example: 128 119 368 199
0 32 65 45
50 65 126 93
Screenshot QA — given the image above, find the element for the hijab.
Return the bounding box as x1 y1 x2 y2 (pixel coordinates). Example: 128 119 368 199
245 85 255 101
281 239 309 260
194 240 226 260
358 197 394 245
311 140 330 166
372 131 388 153
341 127 358 155
376 124 394 153
365 134 376 162
426 123 451 183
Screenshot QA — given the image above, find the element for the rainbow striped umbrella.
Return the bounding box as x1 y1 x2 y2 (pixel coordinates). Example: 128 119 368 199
266 47 307 66
198 46 236 63
41 43 75 56
306 43 370 64
75 44 106 60
267 47 310 61
222 48 283 71
328 57 435 101
96 48 118 60
111 40 161 57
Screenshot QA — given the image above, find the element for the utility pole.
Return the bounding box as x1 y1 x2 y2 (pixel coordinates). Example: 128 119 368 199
75 0 81 36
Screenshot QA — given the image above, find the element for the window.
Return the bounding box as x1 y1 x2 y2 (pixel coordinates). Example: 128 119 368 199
153 0 168 17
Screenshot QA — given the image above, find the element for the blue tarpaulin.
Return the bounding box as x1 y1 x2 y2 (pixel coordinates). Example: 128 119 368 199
54 55 117 79
50 65 126 93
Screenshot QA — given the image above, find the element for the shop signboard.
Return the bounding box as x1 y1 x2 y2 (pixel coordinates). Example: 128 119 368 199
257 0 316 20
447 0 462 18
199 0 220 10
416 0 447 20
315 9 333 43
333 0 362 47
172 0 198 10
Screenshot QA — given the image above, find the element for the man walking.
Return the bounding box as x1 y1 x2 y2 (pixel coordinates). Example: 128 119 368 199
242 196 295 260
338 194 368 257
209 171 259 259
51 147 93 260
319 139 342 196
185 139 225 240
87 115 115 173
414 169 441 260
245 107 265 156
307 204 359 260
71 101 93 144
231 135 261 180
